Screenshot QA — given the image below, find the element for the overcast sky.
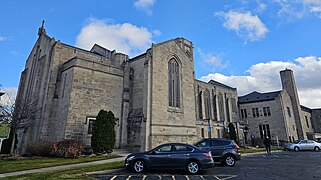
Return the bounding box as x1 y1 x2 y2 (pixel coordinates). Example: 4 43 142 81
1 0 321 108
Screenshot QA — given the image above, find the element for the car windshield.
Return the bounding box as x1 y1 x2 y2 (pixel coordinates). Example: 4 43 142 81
293 140 300 144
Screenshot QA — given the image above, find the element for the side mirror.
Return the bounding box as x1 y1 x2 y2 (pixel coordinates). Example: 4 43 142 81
151 151 156 155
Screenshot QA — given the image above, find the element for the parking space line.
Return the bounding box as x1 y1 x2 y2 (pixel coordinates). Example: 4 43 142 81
110 175 117 180
172 175 176 180
142 175 147 180
220 175 237 180
159 175 162 180
185 175 190 180
199 175 205 180
214 176 220 180
126 175 132 180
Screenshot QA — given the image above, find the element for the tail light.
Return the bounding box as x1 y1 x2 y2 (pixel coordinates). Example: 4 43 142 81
233 145 240 150
202 152 212 158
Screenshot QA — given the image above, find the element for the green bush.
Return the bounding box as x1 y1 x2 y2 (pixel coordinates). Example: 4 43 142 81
91 110 116 153
26 141 52 157
51 139 84 158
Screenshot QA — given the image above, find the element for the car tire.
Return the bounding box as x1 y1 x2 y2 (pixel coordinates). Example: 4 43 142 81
187 160 200 174
133 160 145 173
294 146 300 152
224 155 236 166
314 147 320 152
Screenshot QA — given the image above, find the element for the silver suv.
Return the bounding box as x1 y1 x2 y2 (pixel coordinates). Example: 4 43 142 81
195 138 241 166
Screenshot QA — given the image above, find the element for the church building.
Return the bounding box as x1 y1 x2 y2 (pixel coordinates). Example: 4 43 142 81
14 23 240 153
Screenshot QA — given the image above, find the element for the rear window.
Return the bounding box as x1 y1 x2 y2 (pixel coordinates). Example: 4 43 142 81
174 145 193 152
197 140 211 147
212 139 231 146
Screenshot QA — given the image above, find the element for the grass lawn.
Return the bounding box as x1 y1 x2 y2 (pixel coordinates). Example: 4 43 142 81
2 160 124 180
240 147 283 154
0 155 120 174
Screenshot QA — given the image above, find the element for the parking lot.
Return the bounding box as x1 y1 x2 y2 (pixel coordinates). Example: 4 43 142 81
94 151 321 180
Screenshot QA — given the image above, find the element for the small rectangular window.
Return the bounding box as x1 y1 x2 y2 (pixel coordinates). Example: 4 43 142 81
267 107 271 116
87 118 96 134
305 116 309 128
263 107 271 116
241 109 247 118
259 124 270 138
252 108 257 117
287 107 291 117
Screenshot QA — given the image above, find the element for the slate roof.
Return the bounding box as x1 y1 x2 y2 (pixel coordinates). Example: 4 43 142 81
208 80 236 90
238 91 281 104
301 105 312 113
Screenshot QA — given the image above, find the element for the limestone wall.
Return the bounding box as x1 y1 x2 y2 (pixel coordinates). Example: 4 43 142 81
148 38 197 148
312 109 321 132
59 57 124 145
194 80 239 141
280 91 298 141
300 108 314 139
239 93 292 142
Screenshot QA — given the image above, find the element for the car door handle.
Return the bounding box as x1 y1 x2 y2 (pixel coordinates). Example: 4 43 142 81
185 154 190 156
167 155 171 157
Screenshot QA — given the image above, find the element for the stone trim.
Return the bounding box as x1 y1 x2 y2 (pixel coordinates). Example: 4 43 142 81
151 123 196 128
152 134 197 137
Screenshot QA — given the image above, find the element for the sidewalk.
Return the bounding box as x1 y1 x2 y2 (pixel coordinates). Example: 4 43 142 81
0 153 129 178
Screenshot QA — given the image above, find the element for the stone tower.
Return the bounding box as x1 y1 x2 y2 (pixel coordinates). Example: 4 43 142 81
280 69 304 139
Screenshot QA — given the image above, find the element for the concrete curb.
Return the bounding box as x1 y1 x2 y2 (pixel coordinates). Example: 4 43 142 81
242 150 283 156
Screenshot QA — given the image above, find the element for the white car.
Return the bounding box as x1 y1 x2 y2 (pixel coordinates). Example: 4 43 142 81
284 140 321 151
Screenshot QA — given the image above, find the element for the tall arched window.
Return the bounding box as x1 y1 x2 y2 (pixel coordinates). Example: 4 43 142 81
168 58 180 108
198 91 203 119
212 89 217 121
204 90 211 119
218 93 225 121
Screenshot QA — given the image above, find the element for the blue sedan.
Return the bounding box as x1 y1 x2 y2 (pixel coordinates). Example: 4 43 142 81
125 143 214 174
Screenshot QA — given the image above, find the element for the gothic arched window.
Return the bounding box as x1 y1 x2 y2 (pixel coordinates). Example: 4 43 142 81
168 58 180 108
204 90 211 119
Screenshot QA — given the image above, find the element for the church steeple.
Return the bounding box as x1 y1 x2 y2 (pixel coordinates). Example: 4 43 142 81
38 20 46 36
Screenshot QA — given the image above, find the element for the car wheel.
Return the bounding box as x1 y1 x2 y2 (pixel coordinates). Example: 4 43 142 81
314 147 320 152
187 161 200 174
294 146 300 152
133 160 145 173
224 155 236 166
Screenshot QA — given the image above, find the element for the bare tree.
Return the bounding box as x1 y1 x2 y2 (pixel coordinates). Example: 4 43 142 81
0 85 38 154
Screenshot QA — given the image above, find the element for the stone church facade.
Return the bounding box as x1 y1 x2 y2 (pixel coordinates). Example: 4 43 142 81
15 24 240 153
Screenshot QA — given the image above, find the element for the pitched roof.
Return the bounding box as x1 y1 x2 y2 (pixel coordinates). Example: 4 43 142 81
238 91 281 104
208 80 236 90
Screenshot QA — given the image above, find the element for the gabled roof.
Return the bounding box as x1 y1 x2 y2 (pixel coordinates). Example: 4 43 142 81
301 105 312 113
208 80 236 90
238 91 281 104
